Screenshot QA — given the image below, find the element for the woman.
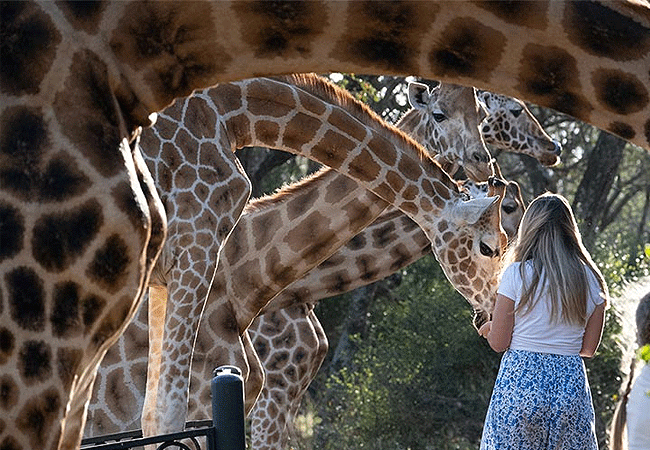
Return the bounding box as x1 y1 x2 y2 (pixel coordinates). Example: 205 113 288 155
478 192 609 450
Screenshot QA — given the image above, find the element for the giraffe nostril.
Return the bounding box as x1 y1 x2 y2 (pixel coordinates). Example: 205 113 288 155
553 140 562 155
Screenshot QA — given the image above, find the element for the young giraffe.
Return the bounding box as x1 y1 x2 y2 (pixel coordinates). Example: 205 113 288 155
84 76 495 437
3 2 649 449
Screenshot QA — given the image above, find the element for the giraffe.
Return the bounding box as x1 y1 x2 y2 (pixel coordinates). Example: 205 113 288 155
3 2 650 449
476 91 562 166
244 177 523 450
83 75 495 437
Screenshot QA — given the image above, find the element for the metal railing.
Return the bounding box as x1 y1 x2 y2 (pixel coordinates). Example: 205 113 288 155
81 366 245 450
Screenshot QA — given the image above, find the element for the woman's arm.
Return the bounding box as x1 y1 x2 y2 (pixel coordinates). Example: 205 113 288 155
580 302 607 358
479 294 515 353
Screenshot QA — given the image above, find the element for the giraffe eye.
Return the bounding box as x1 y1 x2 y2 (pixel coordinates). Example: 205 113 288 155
503 204 517 214
510 108 523 118
433 112 447 122
480 242 495 257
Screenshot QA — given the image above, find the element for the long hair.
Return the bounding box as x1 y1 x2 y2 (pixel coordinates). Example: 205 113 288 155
610 291 650 450
504 192 608 325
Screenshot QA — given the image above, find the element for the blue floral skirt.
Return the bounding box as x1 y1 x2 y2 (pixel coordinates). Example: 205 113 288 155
480 349 598 450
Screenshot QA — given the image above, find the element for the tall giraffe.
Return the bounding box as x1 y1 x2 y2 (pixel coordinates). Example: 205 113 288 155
83 75 495 437
3 2 650 449
246 178 523 450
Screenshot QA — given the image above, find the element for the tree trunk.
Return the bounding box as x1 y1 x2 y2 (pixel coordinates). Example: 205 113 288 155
572 131 626 250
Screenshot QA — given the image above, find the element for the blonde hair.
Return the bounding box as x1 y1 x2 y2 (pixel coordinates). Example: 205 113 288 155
504 192 608 325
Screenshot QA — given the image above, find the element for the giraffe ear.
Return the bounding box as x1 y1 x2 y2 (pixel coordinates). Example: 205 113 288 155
454 196 499 225
408 81 436 109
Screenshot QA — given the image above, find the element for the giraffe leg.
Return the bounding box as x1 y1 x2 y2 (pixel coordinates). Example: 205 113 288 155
243 331 265 415
141 286 168 437
249 305 328 450
147 150 252 436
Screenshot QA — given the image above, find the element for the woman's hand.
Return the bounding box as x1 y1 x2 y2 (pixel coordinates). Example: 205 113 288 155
478 321 492 338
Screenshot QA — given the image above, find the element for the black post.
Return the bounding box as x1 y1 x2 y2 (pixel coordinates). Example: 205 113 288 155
211 365 246 450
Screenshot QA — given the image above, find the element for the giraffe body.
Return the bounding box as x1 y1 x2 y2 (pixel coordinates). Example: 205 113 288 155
86 75 499 437
4 1 650 448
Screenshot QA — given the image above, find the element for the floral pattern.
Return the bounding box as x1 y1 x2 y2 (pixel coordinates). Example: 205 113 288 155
480 349 598 450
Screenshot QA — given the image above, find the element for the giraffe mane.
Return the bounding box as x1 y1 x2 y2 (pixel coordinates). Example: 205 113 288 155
271 73 432 165
244 167 334 213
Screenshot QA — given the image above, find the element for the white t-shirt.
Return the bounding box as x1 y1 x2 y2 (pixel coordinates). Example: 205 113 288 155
497 261 606 356
627 362 650 450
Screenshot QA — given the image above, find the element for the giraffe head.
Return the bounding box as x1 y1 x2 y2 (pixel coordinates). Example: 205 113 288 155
430 191 508 328
477 91 562 166
460 172 526 243
402 81 493 182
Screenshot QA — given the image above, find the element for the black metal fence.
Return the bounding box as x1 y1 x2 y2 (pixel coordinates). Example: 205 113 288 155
81 366 245 450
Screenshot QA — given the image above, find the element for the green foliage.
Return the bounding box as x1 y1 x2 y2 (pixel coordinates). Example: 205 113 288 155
638 344 650 363
316 256 501 449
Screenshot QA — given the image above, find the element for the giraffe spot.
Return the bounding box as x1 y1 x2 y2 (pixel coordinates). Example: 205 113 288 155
0 108 88 202
371 221 397 248
297 89 328 116
110 2 231 103
56 347 82 388
185 95 217 139
0 1 61 95
592 69 648 115
429 17 506 81
81 294 106 331
563 2 650 61
347 233 367 251
232 1 326 59
348 149 380 184
247 81 296 119
284 113 327 157
32 200 102 272
90 294 131 350
334 1 439 73
0 375 19 411
0 203 23 263
252 209 283 249
57 0 107 34
397 158 422 182
18 340 51 383
286 185 319 220
87 234 130 292
0 328 15 365
475 1 548 29
255 120 281 146
284 213 335 264
367 135 397 167
326 272 351 293
254 340 269 360
51 282 82 338
517 44 592 120
608 122 636 141
328 108 368 143
6 267 45 332
340 198 374 232
401 185 418 201
310 129 352 169
53 51 126 177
